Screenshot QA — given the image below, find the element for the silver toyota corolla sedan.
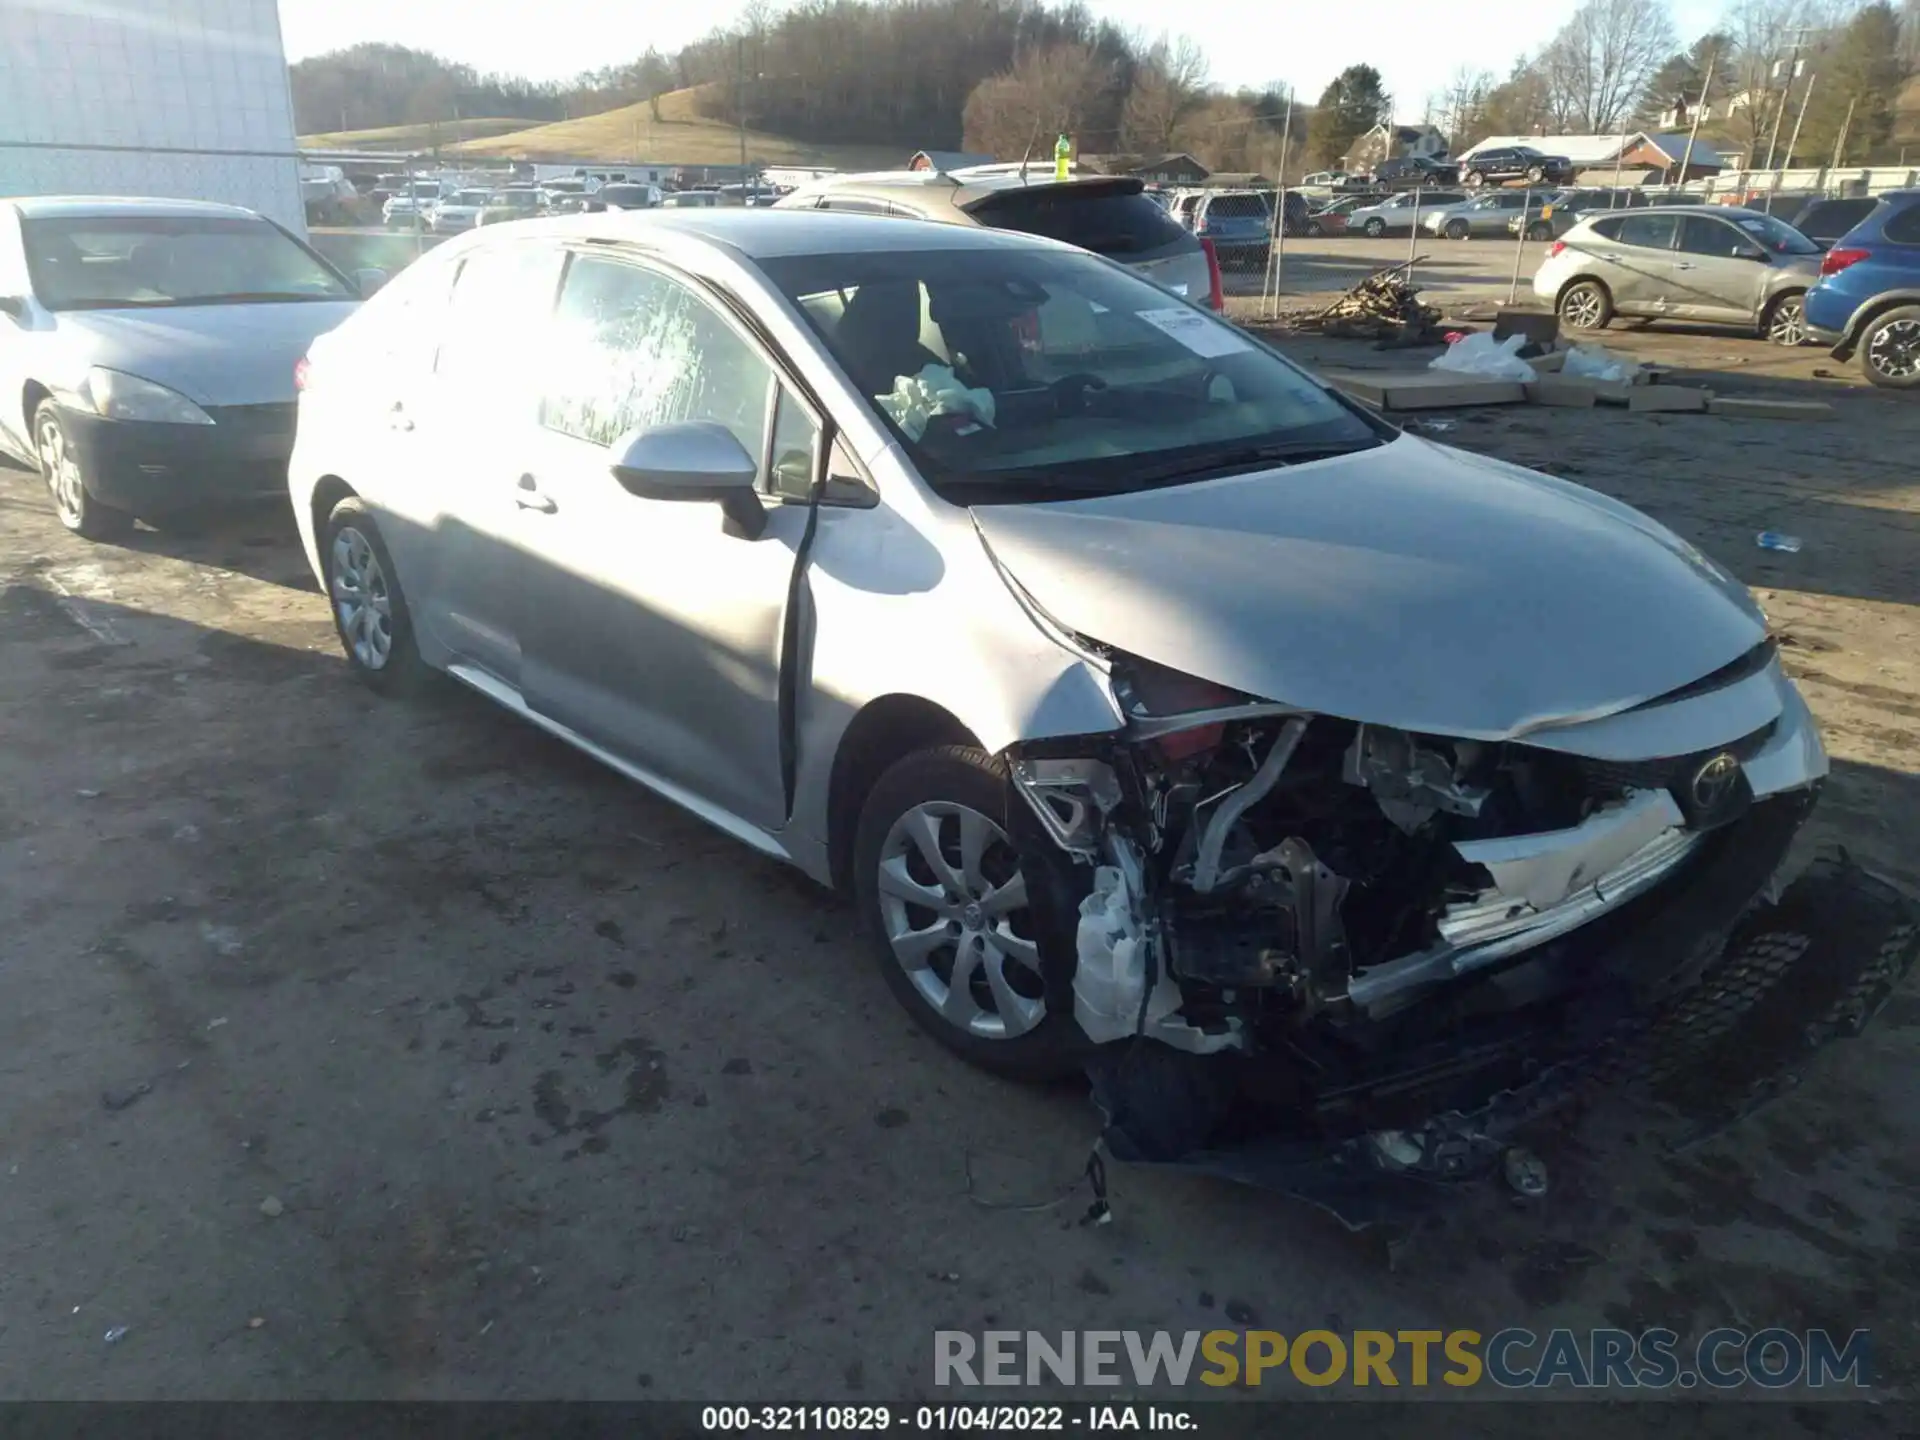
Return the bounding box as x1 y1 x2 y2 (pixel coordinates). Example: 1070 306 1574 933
288 210 1826 1133
0 197 375 538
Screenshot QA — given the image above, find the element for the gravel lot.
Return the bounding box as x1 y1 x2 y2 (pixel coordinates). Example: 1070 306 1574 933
2 301 1918 1412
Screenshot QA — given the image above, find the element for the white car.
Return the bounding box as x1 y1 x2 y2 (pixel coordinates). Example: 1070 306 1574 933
429 189 493 234
285 209 1828 1159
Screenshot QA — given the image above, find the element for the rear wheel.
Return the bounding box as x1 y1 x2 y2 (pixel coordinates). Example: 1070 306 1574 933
1558 279 1614 332
34 401 131 541
1763 291 1808 347
321 497 430 693
1444 218 1471 240
853 745 1087 1082
1527 221 1552 241
1859 305 1920 389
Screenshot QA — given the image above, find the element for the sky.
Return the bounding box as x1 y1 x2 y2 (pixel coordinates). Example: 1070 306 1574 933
276 0 1729 121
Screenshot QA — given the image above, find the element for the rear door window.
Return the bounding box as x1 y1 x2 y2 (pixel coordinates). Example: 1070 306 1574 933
1615 214 1680 249
966 185 1191 260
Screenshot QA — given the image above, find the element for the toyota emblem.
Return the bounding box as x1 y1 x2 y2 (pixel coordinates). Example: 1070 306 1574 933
1690 752 1741 811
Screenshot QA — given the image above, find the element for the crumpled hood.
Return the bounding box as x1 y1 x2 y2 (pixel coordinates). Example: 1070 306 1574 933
972 435 1768 740
57 301 359 407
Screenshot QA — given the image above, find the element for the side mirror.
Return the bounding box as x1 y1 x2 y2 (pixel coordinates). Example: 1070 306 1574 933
1735 247 1768 262
355 267 389 297
609 421 766 539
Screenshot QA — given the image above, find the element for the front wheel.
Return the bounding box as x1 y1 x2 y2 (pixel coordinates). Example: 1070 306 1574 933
1525 165 1546 184
1363 217 1387 238
321 497 431 693
1859 304 1920 389
853 745 1087 1082
1764 292 1808 347
1465 170 1486 188
1558 279 1614 331
34 401 131 540
1444 218 1470 240
1527 221 1552 241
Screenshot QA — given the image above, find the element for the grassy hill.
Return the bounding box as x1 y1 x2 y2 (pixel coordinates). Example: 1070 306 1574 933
444 85 904 168
297 117 532 150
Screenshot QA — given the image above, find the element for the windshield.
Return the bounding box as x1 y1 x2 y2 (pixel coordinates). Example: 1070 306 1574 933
452 190 491 206
600 185 653 206
22 214 354 310
760 247 1383 503
1730 212 1821 255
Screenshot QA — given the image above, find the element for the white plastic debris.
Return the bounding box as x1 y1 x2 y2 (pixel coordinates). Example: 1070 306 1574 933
1073 866 1180 1044
1428 332 1537 382
872 364 995 442
1561 342 1640 383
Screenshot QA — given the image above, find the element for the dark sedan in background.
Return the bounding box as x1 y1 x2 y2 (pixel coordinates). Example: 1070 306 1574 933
1461 145 1577 188
0 197 372 539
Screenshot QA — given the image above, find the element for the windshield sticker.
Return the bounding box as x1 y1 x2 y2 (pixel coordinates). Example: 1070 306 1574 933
1135 307 1251 358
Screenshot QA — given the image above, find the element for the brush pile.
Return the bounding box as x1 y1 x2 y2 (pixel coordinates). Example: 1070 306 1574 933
1301 259 1443 343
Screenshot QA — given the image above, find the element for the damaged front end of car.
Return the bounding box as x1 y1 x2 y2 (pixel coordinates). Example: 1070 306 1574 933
995 643 1869 1222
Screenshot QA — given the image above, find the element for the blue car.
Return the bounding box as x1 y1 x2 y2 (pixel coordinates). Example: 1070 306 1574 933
1802 189 1920 388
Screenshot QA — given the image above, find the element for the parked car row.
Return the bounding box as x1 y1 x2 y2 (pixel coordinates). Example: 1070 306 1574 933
0 185 1866 1174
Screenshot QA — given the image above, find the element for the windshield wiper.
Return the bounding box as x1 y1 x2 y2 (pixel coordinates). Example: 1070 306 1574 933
1113 438 1381 486
168 291 344 305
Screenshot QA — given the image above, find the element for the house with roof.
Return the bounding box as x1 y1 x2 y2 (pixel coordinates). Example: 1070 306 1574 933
1458 132 1726 182
1080 152 1212 185
1347 123 1450 173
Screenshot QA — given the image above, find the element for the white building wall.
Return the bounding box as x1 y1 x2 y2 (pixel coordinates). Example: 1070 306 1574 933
0 0 304 234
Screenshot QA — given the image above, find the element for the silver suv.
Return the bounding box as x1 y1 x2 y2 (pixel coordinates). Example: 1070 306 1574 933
1533 205 1823 345
776 169 1217 308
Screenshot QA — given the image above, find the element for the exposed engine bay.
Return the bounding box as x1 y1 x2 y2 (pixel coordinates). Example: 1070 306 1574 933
1003 650 1821 1160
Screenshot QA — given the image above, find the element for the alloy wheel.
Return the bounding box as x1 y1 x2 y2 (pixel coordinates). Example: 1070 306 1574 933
330 525 395 670
1562 287 1604 328
875 801 1044 1040
1767 296 1807 347
1867 318 1920 380
36 413 84 529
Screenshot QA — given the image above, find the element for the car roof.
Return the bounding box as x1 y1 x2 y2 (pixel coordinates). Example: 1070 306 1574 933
1575 204 1769 221
462 207 1071 261
791 169 1143 207
6 195 261 220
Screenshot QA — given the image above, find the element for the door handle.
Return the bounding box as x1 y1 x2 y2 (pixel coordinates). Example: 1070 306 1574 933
387 401 413 432
1675 262 1696 270
515 473 557 514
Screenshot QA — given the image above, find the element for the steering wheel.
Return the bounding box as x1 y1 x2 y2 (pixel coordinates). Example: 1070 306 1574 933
1050 372 1109 416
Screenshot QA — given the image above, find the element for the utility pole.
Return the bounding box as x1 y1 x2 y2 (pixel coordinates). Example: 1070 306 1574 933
1784 71 1816 170
1679 46 1717 183
1762 32 1811 173
1832 96 1856 169
736 35 747 169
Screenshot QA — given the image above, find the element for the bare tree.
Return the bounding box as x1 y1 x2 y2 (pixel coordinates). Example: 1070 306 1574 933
963 43 1113 159
1120 35 1210 154
1719 0 1816 162
1434 66 1496 148
1539 0 1678 132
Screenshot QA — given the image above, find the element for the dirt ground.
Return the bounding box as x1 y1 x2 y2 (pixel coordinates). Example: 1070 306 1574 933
2 311 1918 1414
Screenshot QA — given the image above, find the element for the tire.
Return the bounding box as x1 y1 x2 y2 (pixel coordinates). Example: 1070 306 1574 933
1444 218 1470 240
1525 165 1546 184
853 745 1088 1082
1763 291 1808 348
1363 217 1387 238
33 400 132 541
1465 170 1486 188
320 497 430 694
1858 304 1920 389
1306 220 1324 237
1558 279 1614 331
1527 221 1552 241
